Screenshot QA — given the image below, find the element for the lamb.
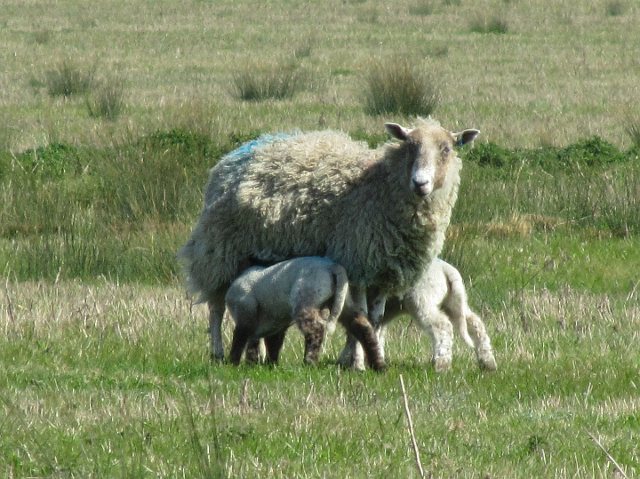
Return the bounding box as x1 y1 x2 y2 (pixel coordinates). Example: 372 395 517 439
225 256 385 370
178 118 479 369
372 258 497 372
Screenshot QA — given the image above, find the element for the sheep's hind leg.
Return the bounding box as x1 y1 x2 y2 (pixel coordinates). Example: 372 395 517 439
208 293 226 361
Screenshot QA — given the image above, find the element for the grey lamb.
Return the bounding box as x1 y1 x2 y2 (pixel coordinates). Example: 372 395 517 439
225 256 384 370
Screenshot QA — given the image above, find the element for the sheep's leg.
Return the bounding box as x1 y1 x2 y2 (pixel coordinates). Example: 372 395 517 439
466 311 497 371
208 293 226 361
376 323 388 361
264 331 287 364
337 286 368 371
296 307 326 365
369 294 388 362
340 312 386 372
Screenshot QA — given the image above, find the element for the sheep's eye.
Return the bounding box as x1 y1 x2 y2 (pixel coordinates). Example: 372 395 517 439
441 144 451 155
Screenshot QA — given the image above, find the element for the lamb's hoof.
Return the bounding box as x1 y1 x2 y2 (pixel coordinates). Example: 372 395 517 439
210 352 225 363
337 356 366 371
478 353 497 371
433 356 452 373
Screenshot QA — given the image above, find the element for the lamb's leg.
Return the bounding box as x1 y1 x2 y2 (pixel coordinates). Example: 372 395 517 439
245 339 263 364
208 292 226 361
429 312 454 372
264 331 287 364
466 311 497 371
229 324 252 365
340 312 386 372
296 307 326 365
413 305 454 372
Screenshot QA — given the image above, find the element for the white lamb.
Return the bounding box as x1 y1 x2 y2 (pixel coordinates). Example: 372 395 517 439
375 258 497 372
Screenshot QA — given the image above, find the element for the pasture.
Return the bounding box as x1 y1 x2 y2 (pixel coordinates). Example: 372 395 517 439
1 0 639 477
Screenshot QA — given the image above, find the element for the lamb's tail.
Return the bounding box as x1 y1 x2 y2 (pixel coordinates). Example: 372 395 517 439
327 264 350 335
455 313 475 349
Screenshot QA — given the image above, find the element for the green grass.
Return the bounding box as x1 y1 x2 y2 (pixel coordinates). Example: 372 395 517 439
1 277 638 478
1 133 639 477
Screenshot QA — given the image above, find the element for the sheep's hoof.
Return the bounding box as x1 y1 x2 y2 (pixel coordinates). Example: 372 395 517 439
370 360 387 373
433 356 452 373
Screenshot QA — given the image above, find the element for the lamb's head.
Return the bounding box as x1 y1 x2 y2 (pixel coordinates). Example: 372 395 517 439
384 119 479 198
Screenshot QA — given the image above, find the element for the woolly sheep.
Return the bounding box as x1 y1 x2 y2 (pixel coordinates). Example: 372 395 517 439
359 258 497 372
225 256 385 370
178 118 479 367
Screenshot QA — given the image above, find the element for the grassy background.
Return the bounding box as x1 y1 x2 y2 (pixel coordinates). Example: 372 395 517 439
1 0 639 477
2 0 640 150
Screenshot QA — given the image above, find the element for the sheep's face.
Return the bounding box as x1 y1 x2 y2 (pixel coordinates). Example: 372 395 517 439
385 121 480 198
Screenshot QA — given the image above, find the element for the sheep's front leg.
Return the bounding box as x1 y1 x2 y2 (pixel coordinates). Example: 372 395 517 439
341 313 386 372
337 287 385 371
208 293 226 361
369 294 388 361
337 286 367 370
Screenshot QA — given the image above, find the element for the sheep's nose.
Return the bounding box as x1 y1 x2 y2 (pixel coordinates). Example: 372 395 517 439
412 178 432 196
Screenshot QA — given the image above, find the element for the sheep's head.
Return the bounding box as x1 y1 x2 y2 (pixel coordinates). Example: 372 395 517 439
385 119 479 198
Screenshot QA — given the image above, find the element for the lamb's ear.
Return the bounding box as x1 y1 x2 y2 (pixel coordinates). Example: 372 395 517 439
385 123 411 141
453 129 480 147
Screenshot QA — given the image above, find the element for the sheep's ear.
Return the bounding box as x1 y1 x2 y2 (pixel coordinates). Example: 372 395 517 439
385 123 411 141
453 129 480 147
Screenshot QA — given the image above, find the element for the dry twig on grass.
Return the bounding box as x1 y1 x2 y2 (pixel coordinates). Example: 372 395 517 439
399 374 427 479
587 431 628 479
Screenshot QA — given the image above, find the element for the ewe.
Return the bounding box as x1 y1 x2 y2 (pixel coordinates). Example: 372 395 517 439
179 118 479 369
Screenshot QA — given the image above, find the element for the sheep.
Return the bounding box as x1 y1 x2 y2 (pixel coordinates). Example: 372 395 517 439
368 258 497 372
224 256 385 370
178 118 479 368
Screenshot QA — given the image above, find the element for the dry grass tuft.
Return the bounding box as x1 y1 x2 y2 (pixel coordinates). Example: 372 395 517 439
44 60 94 98
362 57 439 116
232 61 304 101
86 76 126 120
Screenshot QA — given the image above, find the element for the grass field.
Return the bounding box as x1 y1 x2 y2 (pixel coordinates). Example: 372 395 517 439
1 0 639 477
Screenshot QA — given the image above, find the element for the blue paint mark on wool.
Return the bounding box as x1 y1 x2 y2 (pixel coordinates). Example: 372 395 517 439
223 133 294 162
